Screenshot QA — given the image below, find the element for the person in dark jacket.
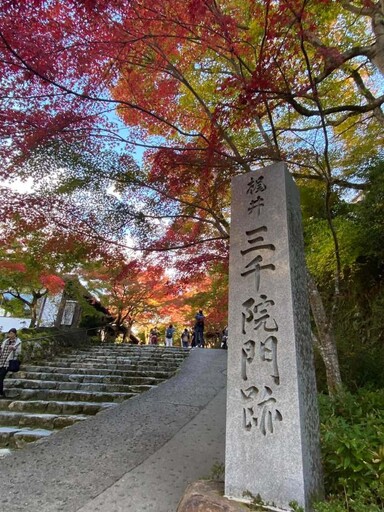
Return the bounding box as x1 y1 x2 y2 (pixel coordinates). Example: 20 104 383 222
165 324 176 347
0 328 22 398
194 310 205 348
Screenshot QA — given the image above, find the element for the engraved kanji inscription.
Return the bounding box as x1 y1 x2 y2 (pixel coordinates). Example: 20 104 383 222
241 339 256 381
242 385 282 434
240 333 282 433
246 175 267 195
260 336 280 385
248 196 264 216
240 227 275 291
242 295 278 335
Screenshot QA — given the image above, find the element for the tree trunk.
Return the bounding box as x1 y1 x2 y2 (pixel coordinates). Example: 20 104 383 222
29 296 40 328
29 311 37 328
307 271 342 395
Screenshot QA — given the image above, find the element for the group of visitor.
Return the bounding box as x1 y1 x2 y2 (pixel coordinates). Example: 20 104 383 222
148 310 206 348
0 328 22 398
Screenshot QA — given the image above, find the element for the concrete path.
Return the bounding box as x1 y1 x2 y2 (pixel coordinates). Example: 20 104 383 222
0 348 228 512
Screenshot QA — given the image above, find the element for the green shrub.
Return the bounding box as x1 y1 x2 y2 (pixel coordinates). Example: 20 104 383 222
315 389 384 511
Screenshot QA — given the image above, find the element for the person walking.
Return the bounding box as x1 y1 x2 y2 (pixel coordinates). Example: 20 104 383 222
221 326 228 349
194 310 205 348
165 324 176 347
0 328 22 398
190 330 196 348
149 327 159 345
180 328 191 349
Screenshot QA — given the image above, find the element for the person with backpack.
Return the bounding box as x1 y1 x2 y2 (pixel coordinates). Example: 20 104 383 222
165 324 176 347
194 310 205 348
180 328 191 349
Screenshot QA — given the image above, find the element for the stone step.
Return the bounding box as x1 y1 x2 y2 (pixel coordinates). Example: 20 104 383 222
14 371 163 386
29 362 181 372
2 388 137 403
0 343 189 453
61 345 187 352
55 346 188 356
67 348 188 356
78 353 189 361
0 426 56 449
1 399 116 415
0 410 88 429
57 357 186 366
85 345 188 353
6 378 155 394
68 352 185 360
21 366 173 379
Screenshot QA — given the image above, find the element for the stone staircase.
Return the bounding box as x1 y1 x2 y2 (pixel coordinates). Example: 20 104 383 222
0 344 189 456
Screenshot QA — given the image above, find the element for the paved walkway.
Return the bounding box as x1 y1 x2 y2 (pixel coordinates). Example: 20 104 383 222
0 348 228 512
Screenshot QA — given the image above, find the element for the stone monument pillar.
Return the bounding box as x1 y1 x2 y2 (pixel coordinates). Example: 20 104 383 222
225 163 323 511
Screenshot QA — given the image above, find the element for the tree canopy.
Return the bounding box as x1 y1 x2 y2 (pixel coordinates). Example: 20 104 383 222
0 0 383 391
0 0 382 175
1 0 382 268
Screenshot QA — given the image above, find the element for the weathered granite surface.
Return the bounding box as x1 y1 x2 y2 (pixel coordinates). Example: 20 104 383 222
225 163 323 510
177 480 249 512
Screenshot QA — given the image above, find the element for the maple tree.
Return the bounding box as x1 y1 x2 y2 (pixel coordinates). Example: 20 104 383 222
0 181 131 261
84 258 178 342
173 260 229 332
0 1 381 176
0 0 383 391
0 252 65 328
0 184 128 327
